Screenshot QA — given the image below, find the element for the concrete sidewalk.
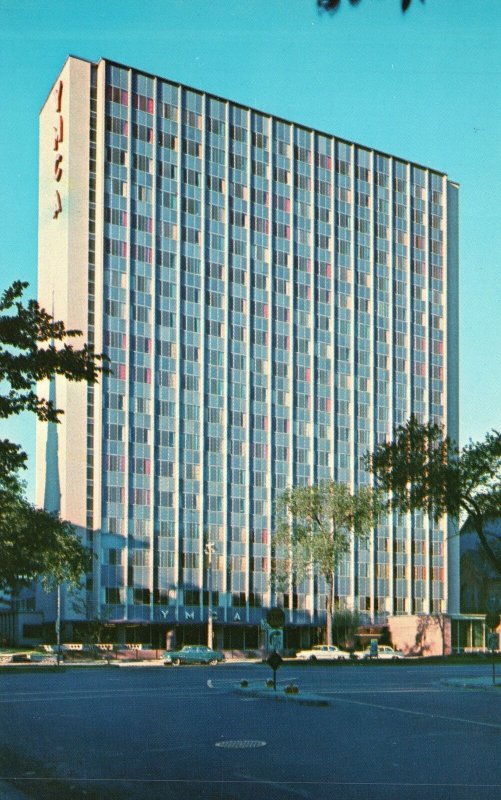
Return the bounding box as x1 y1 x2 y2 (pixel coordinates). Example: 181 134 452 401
443 676 501 689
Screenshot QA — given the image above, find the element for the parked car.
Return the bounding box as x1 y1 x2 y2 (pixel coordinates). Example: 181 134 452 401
295 645 351 662
163 645 225 666
355 645 405 661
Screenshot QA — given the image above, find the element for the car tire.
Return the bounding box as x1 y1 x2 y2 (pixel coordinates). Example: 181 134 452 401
308 656 317 663
171 657 181 666
209 659 218 666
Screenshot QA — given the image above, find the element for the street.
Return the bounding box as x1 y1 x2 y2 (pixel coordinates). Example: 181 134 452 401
1 662 501 799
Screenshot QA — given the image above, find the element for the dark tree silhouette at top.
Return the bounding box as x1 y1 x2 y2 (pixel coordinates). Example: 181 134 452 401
318 0 424 12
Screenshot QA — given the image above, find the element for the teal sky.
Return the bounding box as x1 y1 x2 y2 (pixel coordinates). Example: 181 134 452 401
1 0 500 501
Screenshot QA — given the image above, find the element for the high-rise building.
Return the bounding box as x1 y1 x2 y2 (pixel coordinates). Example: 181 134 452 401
35 55 459 649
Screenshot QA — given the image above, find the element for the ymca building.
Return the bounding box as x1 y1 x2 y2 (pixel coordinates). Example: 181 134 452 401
29 55 460 650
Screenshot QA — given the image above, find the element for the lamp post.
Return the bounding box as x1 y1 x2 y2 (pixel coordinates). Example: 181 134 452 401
205 541 216 650
55 583 61 666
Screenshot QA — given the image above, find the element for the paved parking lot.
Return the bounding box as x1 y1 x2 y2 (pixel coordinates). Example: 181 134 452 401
1 662 501 799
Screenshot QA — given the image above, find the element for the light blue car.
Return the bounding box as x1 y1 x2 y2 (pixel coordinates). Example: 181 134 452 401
163 645 225 666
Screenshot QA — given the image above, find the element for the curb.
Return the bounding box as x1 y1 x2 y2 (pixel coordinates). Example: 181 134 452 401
442 678 501 690
235 687 330 706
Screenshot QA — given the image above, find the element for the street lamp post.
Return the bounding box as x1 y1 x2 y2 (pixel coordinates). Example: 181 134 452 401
55 583 61 666
205 541 216 650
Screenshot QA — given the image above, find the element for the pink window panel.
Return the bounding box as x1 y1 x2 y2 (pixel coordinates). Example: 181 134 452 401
146 338 152 353
262 529 268 544
144 459 151 475
121 334 127 349
305 368 311 381
123 121 129 136
325 398 331 412
122 211 128 226
118 364 126 380
285 226 291 239
122 242 127 258
263 417 269 431
121 90 128 105
285 197 291 212
326 156 332 170
307 259 312 272
148 128 153 143
147 98 154 114
145 368 152 384
264 304 269 318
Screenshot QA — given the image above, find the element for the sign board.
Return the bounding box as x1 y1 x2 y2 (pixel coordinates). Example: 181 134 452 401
267 651 283 671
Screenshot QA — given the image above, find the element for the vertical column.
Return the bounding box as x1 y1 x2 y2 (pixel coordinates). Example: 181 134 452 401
244 109 252 620
368 149 376 619
149 77 159 622
387 157 395 616
423 169 431 614
405 161 413 611
222 100 230 620
173 83 183 623
92 60 107 616
198 94 207 621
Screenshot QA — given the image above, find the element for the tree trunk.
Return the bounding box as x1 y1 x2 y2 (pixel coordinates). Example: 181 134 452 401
325 576 334 645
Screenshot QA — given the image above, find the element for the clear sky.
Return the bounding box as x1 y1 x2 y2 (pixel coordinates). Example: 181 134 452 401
1 0 500 502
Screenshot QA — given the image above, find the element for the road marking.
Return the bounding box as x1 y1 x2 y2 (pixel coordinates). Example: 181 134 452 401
215 740 266 749
330 695 501 730
2 777 501 788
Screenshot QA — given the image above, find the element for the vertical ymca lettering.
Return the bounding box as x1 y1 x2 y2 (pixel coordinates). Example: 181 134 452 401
53 80 64 218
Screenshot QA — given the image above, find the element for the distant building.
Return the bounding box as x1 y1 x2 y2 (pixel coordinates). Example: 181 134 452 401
31 55 460 649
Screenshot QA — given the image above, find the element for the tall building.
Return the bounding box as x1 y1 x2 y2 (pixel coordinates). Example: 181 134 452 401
35 55 459 649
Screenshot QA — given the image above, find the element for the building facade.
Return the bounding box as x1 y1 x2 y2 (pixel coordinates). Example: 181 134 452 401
35 55 459 649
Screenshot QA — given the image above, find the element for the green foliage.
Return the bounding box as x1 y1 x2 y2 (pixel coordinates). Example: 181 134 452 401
367 415 501 574
0 480 91 592
332 605 360 648
317 0 424 13
273 481 381 643
0 280 107 592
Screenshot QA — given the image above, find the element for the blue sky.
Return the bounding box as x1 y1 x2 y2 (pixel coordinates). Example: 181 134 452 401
1 0 500 501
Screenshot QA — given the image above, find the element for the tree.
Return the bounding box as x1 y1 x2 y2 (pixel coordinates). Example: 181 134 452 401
0 479 91 593
317 0 424 13
332 604 360 649
0 280 108 480
273 481 381 645
366 415 501 575
0 280 107 592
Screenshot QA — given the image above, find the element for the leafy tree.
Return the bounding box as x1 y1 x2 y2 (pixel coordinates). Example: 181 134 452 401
0 280 107 592
0 280 108 479
0 479 91 593
273 481 380 644
366 415 501 575
332 605 360 649
318 0 424 13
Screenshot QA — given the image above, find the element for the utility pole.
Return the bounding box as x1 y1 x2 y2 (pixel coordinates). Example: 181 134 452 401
205 541 216 649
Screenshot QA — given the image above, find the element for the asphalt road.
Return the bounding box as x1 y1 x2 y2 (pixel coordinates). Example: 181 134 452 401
1 661 501 800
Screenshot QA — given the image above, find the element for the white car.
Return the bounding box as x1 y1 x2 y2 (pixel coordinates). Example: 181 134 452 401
356 645 404 661
295 645 350 662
